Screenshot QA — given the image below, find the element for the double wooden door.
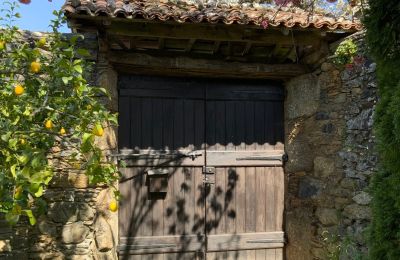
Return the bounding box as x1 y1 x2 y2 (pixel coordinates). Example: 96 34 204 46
118 75 285 260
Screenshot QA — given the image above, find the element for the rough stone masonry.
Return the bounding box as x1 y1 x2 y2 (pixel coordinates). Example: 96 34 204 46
0 31 377 259
285 31 376 259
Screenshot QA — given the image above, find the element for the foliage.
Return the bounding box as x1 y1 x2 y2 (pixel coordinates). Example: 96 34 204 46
0 1 119 225
333 39 358 65
364 0 400 259
321 230 366 260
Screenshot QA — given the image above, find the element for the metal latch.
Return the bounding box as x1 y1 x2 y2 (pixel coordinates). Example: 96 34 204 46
203 166 215 184
185 150 203 160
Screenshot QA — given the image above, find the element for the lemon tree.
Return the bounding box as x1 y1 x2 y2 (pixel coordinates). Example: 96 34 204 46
0 1 119 225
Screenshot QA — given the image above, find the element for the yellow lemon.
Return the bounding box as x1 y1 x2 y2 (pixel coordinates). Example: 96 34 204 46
14 85 24 96
38 37 46 47
20 139 26 145
30 61 41 73
0 41 5 51
109 200 118 212
92 123 104 137
60 127 66 135
45 120 53 129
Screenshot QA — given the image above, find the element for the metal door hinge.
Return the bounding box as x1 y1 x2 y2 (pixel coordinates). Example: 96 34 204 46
202 166 215 174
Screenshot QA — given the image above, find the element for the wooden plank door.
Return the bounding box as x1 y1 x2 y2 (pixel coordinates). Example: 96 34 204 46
117 75 285 260
118 75 206 260
204 84 285 260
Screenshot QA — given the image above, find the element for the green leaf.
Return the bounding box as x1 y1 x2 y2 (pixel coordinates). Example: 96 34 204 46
77 48 90 57
73 65 82 74
62 76 73 85
22 210 36 225
34 186 43 197
10 164 16 178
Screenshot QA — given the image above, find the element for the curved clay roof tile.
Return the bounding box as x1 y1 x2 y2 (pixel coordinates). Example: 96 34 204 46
62 0 362 31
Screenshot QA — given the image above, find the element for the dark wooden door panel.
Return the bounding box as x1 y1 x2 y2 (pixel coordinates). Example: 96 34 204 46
118 75 285 260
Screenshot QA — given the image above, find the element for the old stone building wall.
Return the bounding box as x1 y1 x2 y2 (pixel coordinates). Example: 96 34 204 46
285 31 377 259
0 31 377 260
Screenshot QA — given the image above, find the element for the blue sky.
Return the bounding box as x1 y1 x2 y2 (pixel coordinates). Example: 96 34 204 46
1 0 70 32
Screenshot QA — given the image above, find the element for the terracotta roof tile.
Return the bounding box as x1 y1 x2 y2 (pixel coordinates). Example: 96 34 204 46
62 0 362 31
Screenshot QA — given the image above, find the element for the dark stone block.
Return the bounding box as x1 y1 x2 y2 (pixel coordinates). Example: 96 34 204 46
298 178 321 198
322 123 335 134
316 112 329 120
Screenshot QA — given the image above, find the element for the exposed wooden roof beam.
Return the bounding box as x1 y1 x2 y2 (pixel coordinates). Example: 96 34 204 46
108 51 309 79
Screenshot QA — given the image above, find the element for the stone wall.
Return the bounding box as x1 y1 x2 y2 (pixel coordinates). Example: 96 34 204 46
284 31 377 259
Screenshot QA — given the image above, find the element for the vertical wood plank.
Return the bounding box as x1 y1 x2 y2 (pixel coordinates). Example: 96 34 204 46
254 101 265 150
234 101 246 150
214 167 226 235
174 168 186 235
256 167 266 233
118 96 131 149
194 167 204 238
264 102 274 150
119 167 130 237
274 102 285 151
245 101 255 150
265 168 275 232
225 168 236 234
194 100 205 150
265 249 276 260
173 99 184 150
256 249 267 260
152 178 164 236
131 97 142 150
141 98 153 149
235 167 246 234
225 101 235 151
237 249 247 260
152 98 163 149
215 101 226 151
164 167 175 236
247 250 257 260
185 167 195 236
274 167 285 231
275 248 283 260
245 167 256 233
206 100 216 150
163 99 174 151
184 100 195 150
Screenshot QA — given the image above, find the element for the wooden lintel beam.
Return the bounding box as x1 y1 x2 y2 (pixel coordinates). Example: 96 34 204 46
106 22 321 46
108 51 309 79
185 39 196 53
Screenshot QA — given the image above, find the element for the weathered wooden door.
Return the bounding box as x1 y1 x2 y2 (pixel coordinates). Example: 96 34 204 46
118 75 285 260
